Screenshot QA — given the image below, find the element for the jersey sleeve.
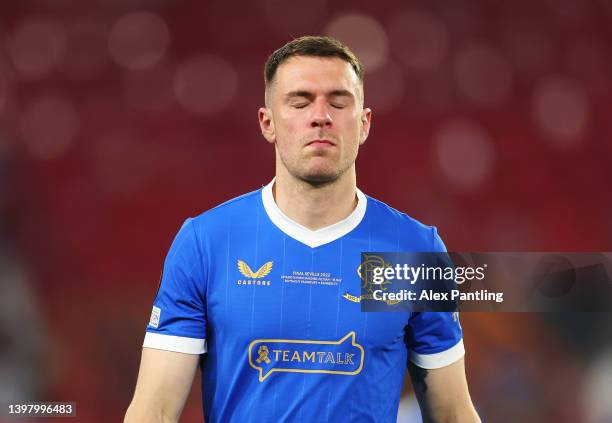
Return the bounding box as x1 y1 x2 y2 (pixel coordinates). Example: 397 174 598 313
405 312 464 369
143 218 207 354
404 226 464 369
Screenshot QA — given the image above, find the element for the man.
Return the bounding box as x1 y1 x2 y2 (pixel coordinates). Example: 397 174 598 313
125 36 480 422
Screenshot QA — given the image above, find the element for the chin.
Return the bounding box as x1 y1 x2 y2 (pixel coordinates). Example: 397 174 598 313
299 167 342 184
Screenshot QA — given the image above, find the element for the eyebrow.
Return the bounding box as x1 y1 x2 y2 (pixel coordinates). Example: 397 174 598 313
284 89 355 101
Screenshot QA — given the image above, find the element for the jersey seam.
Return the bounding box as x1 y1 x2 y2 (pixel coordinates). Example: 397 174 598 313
188 218 208 304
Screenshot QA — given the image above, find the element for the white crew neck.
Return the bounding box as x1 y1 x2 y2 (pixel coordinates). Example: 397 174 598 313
261 178 367 248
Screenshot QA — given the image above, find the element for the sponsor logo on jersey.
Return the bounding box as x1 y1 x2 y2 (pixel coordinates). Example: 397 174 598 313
237 260 273 286
248 332 364 381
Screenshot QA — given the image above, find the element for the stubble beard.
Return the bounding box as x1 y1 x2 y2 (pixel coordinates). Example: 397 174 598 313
278 145 356 187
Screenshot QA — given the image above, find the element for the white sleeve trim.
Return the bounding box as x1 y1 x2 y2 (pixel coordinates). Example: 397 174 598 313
409 339 465 369
143 332 207 354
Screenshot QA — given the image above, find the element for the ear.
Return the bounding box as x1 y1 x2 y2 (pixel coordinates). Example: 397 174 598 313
258 107 275 144
359 108 372 145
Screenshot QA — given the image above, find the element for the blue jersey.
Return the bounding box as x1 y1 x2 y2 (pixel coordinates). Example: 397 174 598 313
143 180 464 422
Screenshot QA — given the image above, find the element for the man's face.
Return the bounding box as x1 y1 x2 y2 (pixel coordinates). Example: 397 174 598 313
259 56 371 183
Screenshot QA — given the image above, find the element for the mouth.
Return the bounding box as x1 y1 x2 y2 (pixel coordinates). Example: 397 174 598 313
306 139 336 147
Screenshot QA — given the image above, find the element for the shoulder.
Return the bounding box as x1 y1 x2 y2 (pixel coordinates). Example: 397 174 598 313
196 188 261 218
363 193 445 252
365 194 434 233
185 187 262 233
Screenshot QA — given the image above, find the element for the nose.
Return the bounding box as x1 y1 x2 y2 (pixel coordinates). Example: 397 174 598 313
310 100 332 128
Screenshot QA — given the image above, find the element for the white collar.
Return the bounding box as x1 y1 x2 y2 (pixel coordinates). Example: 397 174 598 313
261 178 367 248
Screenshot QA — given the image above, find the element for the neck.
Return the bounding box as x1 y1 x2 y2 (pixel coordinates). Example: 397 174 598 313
272 167 358 231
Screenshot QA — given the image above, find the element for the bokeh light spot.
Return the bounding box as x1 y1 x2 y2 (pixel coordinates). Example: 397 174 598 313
454 42 513 108
388 9 449 73
434 119 495 193
7 16 67 80
174 55 238 116
108 11 169 70
532 75 590 151
324 14 389 72
21 96 79 160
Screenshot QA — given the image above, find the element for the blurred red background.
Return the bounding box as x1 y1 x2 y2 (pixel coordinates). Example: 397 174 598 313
0 0 611 422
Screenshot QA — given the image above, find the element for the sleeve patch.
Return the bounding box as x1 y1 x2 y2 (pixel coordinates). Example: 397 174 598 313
149 305 161 328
